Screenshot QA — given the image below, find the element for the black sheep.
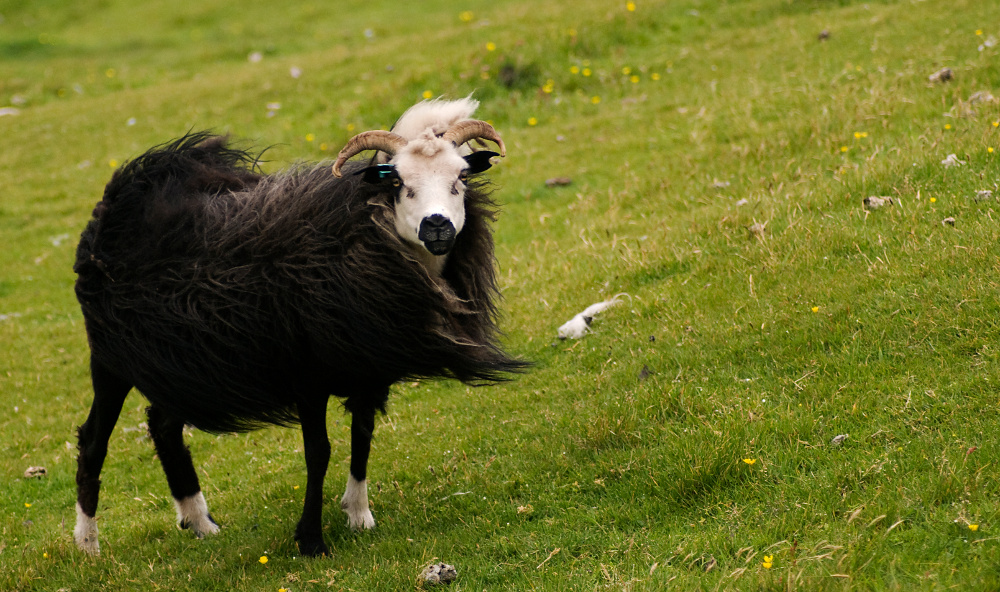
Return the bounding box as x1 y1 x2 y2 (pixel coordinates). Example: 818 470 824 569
72 98 526 556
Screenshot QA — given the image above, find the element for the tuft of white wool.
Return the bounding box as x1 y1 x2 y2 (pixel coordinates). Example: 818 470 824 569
390 96 480 141
557 294 630 339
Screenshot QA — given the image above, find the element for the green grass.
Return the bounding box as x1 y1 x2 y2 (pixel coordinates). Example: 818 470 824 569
3 0 1000 589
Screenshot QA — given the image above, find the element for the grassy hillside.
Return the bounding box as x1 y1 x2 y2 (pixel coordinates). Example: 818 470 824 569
2 0 999 589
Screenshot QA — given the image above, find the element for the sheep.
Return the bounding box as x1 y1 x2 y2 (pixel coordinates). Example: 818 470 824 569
72 97 526 557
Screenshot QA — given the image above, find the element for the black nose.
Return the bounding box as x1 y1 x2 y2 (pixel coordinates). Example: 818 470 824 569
418 215 456 255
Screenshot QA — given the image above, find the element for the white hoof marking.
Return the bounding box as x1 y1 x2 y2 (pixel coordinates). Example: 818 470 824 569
74 502 100 555
341 475 375 530
173 492 220 538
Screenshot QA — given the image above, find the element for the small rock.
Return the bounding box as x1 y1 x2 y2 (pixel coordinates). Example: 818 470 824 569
545 177 572 187
942 217 956 226
941 153 965 167
928 67 953 83
863 196 893 210
830 434 849 447
24 466 47 479
969 91 997 105
419 563 458 586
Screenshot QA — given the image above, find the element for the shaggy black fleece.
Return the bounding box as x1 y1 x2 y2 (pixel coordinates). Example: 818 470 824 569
74 132 526 433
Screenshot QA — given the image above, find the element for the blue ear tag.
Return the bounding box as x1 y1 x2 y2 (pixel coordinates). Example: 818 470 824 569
358 164 400 184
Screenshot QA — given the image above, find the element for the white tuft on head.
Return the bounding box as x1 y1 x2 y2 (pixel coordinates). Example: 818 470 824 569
390 95 480 141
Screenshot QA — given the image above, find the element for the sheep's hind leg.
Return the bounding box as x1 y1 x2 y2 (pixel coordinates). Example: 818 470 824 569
75 357 131 555
342 403 376 530
146 405 219 538
295 396 331 556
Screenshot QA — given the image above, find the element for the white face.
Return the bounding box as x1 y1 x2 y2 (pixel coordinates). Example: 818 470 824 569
390 147 469 257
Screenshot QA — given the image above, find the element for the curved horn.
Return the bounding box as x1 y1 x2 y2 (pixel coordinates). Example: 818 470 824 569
441 120 506 158
332 130 408 177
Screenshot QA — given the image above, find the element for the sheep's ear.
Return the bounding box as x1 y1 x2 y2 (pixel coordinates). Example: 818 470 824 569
463 151 500 175
357 164 401 185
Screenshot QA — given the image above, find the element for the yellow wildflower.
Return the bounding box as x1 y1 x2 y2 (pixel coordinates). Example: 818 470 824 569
762 555 773 569
259 555 268 564
945 124 952 130
811 306 819 313
528 117 538 126
105 68 116 78
109 159 119 168
25 503 32 508
422 90 433 100
626 1 636 11
459 11 474 22
570 65 580 74
989 147 994 153
630 75 639 83
590 95 601 104
742 458 756 465
305 133 315 142
485 42 496 52
840 146 848 153
582 68 592 77
622 66 632 75
651 72 661 81
976 29 983 36
930 197 937 203
969 524 979 531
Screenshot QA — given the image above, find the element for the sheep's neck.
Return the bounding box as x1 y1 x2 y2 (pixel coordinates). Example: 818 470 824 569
410 244 448 277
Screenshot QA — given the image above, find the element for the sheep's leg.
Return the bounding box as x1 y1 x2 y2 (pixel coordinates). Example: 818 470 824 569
295 396 331 557
342 404 376 530
75 357 131 555
146 405 219 538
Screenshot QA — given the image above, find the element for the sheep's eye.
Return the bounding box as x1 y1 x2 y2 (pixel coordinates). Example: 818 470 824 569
458 171 469 183
391 178 401 188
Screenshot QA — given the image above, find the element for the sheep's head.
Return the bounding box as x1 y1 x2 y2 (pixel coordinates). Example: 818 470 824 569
332 119 505 264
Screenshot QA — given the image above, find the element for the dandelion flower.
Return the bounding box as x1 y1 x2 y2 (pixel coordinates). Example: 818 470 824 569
812 306 819 313
43 552 49 558
305 133 315 142
422 90 433 100
930 197 937 203
570 65 580 74
622 66 632 75
976 29 983 36
25 503 31 508
582 68 592 77
459 11 474 22
626 1 636 11
109 159 119 168
590 95 601 104
945 124 952 130
651 72 661 81
993 121 999 127
762 555 773 569
742 458 756 465
989 147 994 153
630 75 639 83
528 117 538 126
840 146 849 153
259 555 268 564
970 524 979 531
485 42 496 52
105 68 116 78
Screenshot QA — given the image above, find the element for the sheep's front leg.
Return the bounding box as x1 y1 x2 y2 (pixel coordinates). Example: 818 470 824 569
295 397 331 557
342 405 376 530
